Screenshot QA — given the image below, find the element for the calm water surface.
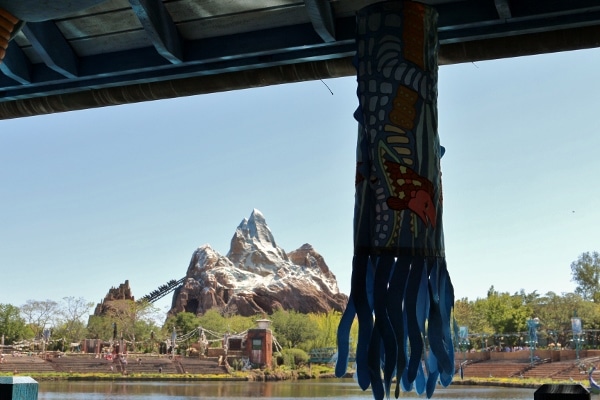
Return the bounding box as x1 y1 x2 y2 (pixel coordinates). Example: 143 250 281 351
38 379 536 400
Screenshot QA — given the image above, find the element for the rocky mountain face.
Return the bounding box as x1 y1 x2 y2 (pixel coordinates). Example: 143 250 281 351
93 280 135 316
169 209 348 317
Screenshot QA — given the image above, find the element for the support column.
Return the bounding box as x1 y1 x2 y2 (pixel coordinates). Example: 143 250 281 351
0 377 38 400
336 2 454 399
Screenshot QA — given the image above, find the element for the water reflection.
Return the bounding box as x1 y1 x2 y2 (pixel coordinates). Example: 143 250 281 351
39 379 536 400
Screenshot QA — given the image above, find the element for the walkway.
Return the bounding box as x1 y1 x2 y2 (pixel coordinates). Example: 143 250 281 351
457 356 600 383
0 353 226 375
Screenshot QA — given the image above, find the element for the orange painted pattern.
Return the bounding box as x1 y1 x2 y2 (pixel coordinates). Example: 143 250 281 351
402 2 425 69
0 8 19 62
389 86 418 131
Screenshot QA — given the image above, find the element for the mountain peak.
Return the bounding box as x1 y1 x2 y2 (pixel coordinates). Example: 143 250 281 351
169 210 348 317
250 208 263 218
227 209 289 274
237 208 276 247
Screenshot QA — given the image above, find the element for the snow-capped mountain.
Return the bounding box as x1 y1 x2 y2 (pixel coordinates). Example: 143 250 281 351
169 209 348 316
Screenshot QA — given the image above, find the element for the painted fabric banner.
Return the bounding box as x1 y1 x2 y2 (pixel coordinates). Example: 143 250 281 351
336 2 455 399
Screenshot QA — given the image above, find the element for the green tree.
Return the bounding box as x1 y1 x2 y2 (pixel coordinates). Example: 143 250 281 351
106 300 139 341
195 309 227 336
279 348 310 368
453 297 492 349
133 318 161 352
484 287 531 334
198 310 257 337
571 251 600 302
57 296 93 344
164 311 201 337
0 303 31 343
224 314 258 334
469 299 493 335
453 297 470 327
161 309 258 351
89 299 160 346
308 311 342 349
519 289 541 307
19 299 59 339
87 315 114 340
270 309 317 350
51 319 88 350
533 291 581 334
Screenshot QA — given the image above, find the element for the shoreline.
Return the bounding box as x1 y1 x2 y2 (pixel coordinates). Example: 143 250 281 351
1 371 590 390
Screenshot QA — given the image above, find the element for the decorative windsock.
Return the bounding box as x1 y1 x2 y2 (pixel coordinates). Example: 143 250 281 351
336 2 455 399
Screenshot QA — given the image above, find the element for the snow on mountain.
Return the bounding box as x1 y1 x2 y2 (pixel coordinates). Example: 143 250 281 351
227 209 290 276
169 209 347 317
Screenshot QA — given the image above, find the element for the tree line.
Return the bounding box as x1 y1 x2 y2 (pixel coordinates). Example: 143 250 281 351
1 251 598 354
0 297 94 349
454 251 600 349
0 295 356 356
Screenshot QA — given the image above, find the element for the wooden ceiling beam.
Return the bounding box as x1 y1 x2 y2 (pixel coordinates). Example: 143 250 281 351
22 21 78 78
494 0 512 20
0 42 31 84
128 0 183 64
304 0 336 42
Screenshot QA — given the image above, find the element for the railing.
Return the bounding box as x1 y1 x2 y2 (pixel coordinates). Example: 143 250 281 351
309 347 356 364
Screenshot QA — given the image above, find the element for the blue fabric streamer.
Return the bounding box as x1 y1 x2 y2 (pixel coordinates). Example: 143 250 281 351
335 294 356 377
373 256 396 397
336 2 455 399
352 254 374 390
388 256 410 398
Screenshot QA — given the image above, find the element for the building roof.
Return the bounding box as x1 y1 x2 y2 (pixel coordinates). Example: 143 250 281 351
0 0 599 119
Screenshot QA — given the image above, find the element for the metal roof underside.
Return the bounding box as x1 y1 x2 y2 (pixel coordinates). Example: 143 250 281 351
1 0 599 119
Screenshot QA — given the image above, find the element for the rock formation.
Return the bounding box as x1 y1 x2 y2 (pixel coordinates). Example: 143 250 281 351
169 209 348 317
93 280 135 316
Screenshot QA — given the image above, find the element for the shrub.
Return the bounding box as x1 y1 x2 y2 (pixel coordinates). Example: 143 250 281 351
279 348 309 369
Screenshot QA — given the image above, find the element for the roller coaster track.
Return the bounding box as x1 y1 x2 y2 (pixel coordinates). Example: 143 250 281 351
139 277 186 304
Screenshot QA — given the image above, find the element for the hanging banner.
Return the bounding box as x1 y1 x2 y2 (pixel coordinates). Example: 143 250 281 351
336 2 454 399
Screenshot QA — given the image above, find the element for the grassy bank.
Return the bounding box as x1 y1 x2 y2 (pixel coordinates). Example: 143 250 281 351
0 371 247 382
0 368 590 390
0 365 335 382
452 376 589 389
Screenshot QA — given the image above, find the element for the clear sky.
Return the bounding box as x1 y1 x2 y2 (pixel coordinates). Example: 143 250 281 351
1 47 599 315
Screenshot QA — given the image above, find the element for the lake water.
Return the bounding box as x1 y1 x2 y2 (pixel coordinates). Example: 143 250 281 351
38 379 537 400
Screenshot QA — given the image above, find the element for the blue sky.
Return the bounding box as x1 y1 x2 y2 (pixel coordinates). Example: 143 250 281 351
1 48 599 314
